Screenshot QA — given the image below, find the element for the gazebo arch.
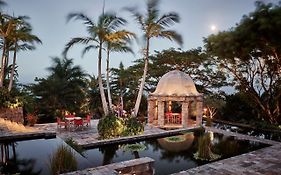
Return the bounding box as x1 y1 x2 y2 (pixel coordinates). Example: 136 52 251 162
147 70 203 128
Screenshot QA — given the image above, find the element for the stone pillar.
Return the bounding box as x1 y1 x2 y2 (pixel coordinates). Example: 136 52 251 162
158 100 165 127
147 99 155 124
181 101 189 128
196 100 203 126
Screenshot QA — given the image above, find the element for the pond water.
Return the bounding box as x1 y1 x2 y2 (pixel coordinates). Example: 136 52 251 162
83 132 268 175
0 131 269 175
0 137 91 175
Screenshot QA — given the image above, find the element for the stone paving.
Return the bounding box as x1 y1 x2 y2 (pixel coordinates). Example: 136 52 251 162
173 143 281 175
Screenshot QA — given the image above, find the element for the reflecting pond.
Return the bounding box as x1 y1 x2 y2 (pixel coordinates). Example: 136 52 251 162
0 131 269 175
83 131 268 175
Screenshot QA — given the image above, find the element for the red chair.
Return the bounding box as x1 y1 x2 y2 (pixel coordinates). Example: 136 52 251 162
57 117 67 129
165 112 173 124
74 118 83 130
83 115 91 127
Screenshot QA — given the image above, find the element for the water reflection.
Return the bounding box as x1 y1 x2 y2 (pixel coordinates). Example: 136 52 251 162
99 144 119 165
0 142 41 175
157 133 194 152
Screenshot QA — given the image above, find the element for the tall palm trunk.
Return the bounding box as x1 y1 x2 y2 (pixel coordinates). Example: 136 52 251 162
98 43 109 116
8 43 17 91
134 39 150 117
0 42 6 88
106 48 113 113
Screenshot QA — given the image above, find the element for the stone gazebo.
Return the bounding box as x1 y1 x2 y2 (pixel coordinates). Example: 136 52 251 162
147 70 203 128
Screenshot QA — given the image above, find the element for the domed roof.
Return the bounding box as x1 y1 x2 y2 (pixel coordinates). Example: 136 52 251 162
152 70 199 96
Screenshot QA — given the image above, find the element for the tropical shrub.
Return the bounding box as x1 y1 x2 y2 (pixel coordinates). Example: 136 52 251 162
49 145 77 174
0 88 23 109
97 115 124 139
194 132 221 161
122 116 144 137
26 113 38 126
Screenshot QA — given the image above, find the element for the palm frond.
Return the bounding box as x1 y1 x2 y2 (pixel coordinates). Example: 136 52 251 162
81 45 99 57
158 30 183 46
156 12 180 27
63 37 96 57
123 6 146 31
147 0 160 24
66 12 95 27
111 44 134 56
101 12 127 32
17 43 35 51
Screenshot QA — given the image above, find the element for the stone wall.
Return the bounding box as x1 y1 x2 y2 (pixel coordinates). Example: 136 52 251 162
0 107 24 123
63 157 155 175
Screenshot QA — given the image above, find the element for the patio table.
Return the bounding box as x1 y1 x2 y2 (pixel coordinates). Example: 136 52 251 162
65 117 83 130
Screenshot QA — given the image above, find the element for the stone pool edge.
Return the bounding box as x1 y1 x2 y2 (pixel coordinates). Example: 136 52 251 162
0 131 56 142
80 126 202 149
62 157 155 175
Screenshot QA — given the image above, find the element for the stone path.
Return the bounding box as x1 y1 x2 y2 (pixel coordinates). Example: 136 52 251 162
173 143 281 175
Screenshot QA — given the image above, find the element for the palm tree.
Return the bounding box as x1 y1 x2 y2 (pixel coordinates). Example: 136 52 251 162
0 0 7 87
63 12 128 116
32 57 87 117
104 31 135 112
0 14 14 88
7 16 42 91
126 0 183 116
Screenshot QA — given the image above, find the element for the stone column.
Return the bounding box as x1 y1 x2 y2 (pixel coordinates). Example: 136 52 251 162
196 100 203 126
147 99 155 124
181 101 189 128
158 100 165 127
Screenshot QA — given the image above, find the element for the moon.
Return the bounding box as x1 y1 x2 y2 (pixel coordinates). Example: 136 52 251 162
210 25 217 31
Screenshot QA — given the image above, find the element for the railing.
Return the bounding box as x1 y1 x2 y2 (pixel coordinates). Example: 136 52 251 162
165 113 181 124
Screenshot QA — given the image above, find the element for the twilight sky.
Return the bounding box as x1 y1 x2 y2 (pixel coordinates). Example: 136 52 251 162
4 0 275 84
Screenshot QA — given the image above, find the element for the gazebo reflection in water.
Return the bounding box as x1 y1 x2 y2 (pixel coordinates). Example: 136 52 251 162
147 70 203 129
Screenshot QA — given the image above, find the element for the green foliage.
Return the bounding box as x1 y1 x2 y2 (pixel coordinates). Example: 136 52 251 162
65 138 84 156
222 92 257 122
164 135 186 142
123 143 146 152
49 144 77 175
204 1 281 124
122 116 144 137
194 132 221 161
31 57 87 121
97 115 144 139
97 115 124 139
147 48 230 94
0 88 23 109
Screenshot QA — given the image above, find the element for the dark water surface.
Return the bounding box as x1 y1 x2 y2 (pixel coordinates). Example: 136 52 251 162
0 132 269 175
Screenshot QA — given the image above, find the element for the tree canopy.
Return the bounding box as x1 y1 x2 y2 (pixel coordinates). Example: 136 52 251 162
204 1 281 124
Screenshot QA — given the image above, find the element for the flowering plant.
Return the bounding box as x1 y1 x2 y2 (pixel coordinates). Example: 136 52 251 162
26 113 38 126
